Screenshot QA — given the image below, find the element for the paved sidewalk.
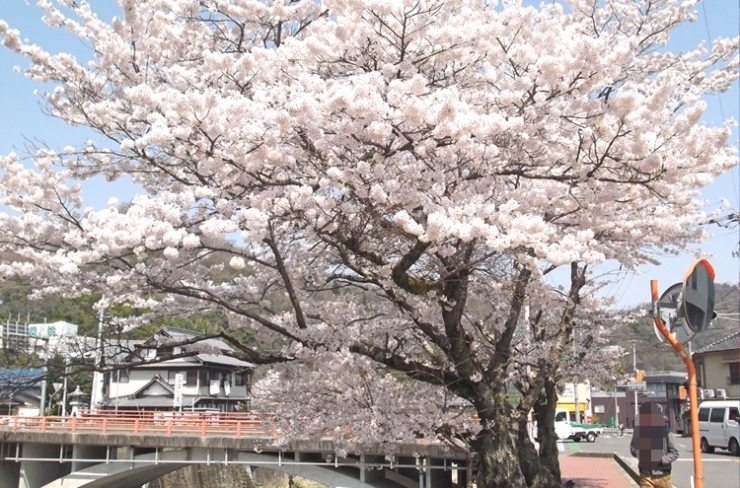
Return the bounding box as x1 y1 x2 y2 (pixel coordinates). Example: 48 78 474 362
560 454 639 488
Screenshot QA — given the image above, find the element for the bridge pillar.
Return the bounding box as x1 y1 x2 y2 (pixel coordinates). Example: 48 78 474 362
386 456 420 488
426 457 455 488
0 459 20 488
360 454 384 484
396 456 424 488
19 443 69 488
0 444 20 488
71 444 109 472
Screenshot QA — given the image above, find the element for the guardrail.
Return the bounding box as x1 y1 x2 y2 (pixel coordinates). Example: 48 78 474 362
0 410 275 439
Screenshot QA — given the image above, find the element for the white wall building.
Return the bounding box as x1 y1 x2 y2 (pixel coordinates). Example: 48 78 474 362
101 327 254 412
0 320 79 360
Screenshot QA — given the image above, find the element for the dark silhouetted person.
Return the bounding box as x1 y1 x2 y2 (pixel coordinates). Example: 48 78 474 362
619 421 625 437
630 402 678 488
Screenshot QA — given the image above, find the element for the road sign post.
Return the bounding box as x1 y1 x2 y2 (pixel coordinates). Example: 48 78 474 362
650 258 716 488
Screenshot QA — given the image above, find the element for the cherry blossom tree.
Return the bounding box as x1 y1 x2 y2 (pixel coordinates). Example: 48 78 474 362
0 1 738 487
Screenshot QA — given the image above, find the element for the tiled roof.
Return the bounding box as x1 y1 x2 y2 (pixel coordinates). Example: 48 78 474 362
695 330 740 354
0 368 43 383
197 353 254 368
105 339 146 362
103 394 248 409
122 327 255 369
131 375 175 398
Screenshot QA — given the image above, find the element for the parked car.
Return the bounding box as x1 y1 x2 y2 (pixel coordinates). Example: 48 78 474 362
697 400 740 456
554 410 603 442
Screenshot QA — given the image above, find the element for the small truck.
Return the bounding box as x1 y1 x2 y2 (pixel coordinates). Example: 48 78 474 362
554 410 603 442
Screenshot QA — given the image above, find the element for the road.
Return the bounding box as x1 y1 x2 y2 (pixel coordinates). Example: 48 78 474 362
558 433 740 488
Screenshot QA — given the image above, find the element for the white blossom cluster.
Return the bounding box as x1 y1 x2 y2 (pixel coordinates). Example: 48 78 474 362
0 0 737 452
252 353 481 449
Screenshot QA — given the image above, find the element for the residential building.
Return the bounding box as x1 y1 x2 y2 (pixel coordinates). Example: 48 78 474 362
556 381 592 420
693 330 740 399
639 370 687 433
101 327 254 412
591 391 629 429
603 370 688 432
0 369 43 416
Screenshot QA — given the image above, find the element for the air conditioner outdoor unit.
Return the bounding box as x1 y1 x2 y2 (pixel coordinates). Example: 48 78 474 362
716 389 728 399
703 389 715 398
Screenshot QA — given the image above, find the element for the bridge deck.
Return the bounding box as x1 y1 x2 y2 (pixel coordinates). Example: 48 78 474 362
0 411 468 461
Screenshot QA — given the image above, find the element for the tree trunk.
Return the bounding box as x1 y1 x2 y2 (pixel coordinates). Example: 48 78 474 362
473 423 529 488
533 379 561 481
517 417 561 488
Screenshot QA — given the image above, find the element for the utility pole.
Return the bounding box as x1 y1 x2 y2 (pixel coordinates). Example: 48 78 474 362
89 307 105 411
632 341 637 425
632 342 638 427
39 365 47 416
574 333 580 423
61 356 69 416
36 335 50 416
613 387 620 428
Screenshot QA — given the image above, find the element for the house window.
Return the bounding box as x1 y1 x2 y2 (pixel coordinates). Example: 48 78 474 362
158 347 174 357
117 369 130 383
186 370 197 386
135 347 156 360
199 369 211 384
235 373 246 387
728 363 740 385
168 370 187 384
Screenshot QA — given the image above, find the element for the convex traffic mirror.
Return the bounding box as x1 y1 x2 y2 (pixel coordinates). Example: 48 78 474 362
680 259 716 333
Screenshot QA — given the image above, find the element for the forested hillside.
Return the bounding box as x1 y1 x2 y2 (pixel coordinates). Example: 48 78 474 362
0 274 257 344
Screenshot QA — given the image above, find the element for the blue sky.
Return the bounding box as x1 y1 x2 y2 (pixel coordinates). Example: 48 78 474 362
0 0 738 310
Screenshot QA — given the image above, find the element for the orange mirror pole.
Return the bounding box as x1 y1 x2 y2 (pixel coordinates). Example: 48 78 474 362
650 280 703 488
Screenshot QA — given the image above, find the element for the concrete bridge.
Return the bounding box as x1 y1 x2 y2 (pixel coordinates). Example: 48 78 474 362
0 412 470 488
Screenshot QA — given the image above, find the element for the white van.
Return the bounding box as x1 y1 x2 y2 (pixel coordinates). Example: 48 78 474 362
697 400 739 456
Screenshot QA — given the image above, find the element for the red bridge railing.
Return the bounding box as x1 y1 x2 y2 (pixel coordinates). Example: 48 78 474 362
0 410 276 439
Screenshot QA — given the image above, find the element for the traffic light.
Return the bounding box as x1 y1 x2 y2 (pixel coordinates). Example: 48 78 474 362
636 370 645 382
